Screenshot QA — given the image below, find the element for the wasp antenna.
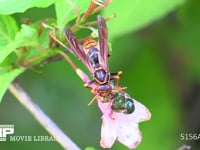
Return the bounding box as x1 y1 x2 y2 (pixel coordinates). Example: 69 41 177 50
88 95 97 106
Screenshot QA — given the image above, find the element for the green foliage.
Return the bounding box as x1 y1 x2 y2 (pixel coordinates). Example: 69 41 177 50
169 0 200 81
55 0 91 32
103 0 185 38
85 146 96 150
0 67 24 102
0 15 19 63
0 0 58 14
14 24 38 47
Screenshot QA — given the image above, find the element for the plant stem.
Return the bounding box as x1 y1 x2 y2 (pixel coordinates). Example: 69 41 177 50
8 83 81 150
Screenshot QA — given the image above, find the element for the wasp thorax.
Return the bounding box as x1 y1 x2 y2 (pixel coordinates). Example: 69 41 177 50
94 69 108 84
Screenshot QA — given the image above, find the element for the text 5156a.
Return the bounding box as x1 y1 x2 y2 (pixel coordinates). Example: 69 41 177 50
180 133 200 140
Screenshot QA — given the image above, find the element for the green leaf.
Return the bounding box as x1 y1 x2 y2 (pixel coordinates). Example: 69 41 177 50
102 0 186 38
171 0 200 81
55 0 91 31
0 67 25 103
85 147 96 150
0 0 58 15
14 24 38 47
0 24 39 64
0 15 19 63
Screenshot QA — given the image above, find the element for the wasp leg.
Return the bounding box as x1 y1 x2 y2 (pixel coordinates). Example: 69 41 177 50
110 71 127 91
110 71 123 86
113 86 127 91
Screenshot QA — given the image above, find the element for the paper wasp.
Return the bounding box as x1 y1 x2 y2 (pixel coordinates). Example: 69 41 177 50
65 15 124 102
64 15 135 114
49 15 134 114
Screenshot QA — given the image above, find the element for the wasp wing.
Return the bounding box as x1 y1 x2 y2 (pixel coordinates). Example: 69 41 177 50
65 28 94 74
97 15 109 72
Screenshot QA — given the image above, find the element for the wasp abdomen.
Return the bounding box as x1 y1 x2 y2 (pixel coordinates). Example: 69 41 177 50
88 46 100 67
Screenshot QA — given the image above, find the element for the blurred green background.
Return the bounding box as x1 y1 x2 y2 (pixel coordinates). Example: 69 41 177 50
1 0 200 149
